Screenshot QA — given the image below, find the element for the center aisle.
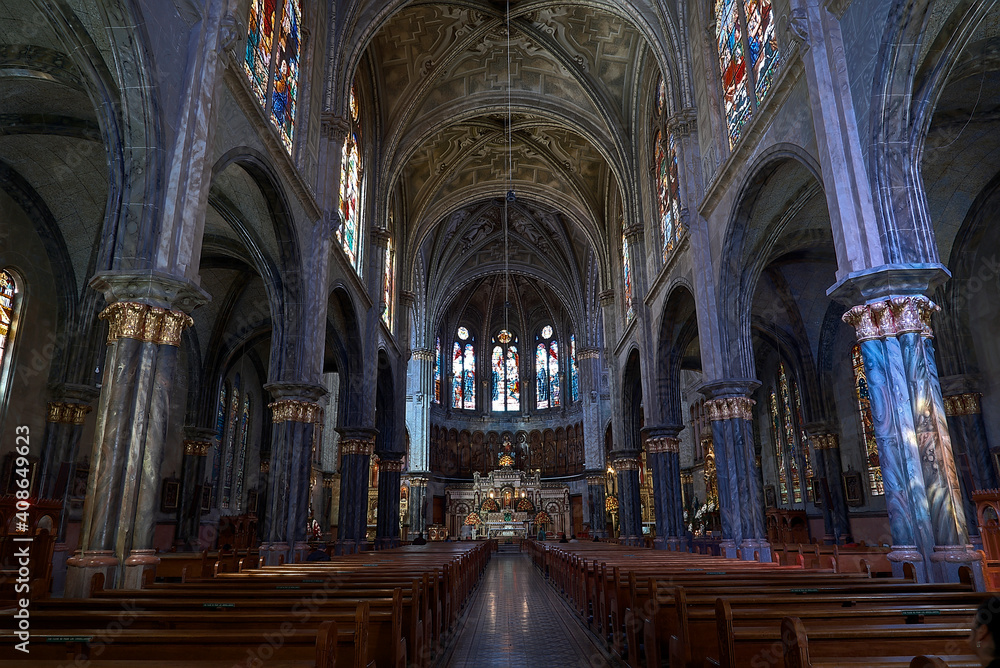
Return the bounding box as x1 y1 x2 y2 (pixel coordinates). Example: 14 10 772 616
443 550 613 668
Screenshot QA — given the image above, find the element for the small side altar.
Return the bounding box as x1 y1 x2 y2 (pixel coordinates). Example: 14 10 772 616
445 436 570 538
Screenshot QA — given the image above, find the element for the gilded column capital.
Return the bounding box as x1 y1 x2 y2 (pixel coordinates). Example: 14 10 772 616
578 347 600 360
183 440 212 456
645 436 680 454
407 474 429 486
586 474 607 486
340 438 375 456
322 472 337 489
46 402 92 425
99 302 193 346
843 296 938 341
705 396 755 421
610 453 641 471
944 393 982 417
680 472 694 485
269 399 323 424
412 348 436 362
380 459 404 473
810 433 839 450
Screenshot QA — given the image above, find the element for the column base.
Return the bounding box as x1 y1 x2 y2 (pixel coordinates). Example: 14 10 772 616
291 541 309 564
886 545 927 582
334 539 359 556
740 538 772 563
374 537 400 550
65 550 119 598
51 543 71 597
930 545 984 589
720 540 739 559
121 549 160 589
261 542 290 566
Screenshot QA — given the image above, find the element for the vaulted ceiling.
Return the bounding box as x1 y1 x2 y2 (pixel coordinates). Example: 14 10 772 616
349 0 676 343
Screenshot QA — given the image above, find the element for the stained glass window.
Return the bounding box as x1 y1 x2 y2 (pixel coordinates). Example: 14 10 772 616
338 87 362 269
536 327 560 410
271 0 301 149
0 270 17 371
768 391 789 504
793 383 815 499
622 234 635 322
491 330 520 412
234 393 252 507
211 382 228 508
778 363 803 503
656 76 666 115
852 344 884 495
222 376 241 509
434 337 441 404
714 0 780 147
243 0 301 150
381 235 394 329
570 334 579 403
244 0 274 104
655 130 682 260
452 329 476 410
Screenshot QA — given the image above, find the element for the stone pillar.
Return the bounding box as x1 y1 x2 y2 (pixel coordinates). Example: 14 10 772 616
406 349 434 474
702 384 771 562
585 471 608 538
805 431 853 544
375 456 403 549
175 429 213 550
644 427 685 550
843 296 980 583
612 452 642 546
321 472 336 532
38 392 95 541
336 430 376 554
578 348 605 471
260 386 323 565
67 276 205 596
944 391 994 548
407 474 429 537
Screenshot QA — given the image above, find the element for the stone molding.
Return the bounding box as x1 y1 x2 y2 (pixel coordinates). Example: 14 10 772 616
944 393 982 417
370 227 391 246
269 399 322 424
46 402 92 425
598 289 615 306
578 348 600 360
400 291 416 308
412 348 436 362
320 112 351 142
183 440 212 456
705 396 755 421
340 438 375 456
666 108 698 137
586 474 606 486
99 302 193 347
842 295 938 342
623 224 644 242
645 436 680 454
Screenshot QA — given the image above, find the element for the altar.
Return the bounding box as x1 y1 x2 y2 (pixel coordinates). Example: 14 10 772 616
445 436 571 539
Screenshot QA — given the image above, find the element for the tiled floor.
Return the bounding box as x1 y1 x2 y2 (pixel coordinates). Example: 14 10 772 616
443 553 613 668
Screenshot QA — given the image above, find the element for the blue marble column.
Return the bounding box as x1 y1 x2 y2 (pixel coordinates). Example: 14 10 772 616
585 471 608 538
804 431 853 544
644 426 685 550
262 385 324 565
375 456 403 549
175 429 214 550
844 297 980 583
407 473 429 537
702 386 770 561
944 392 993 548
67 288 203 596
336 429 377 554
38 392 95 542
612 452 643 546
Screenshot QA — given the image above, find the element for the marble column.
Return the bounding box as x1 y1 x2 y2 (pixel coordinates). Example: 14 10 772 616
375 456 403 549
944 392 993 547
612 452 643 546
321 472 336 532
407 474 429 537
38 392 95 541
805 431 853 544
843 296 980 583
702 385 771 562
644 427 685 550
336 429 377 554
261 385 324 565
585 471 608 538
174 429 214 550
67 276 205 596
406 350 434 474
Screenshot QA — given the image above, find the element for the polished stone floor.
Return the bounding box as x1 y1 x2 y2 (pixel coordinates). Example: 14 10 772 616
443 552 613 668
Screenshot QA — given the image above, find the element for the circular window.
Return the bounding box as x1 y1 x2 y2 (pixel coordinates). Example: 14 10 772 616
498 329 512 344
457 326 469 340
541 325 553 339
